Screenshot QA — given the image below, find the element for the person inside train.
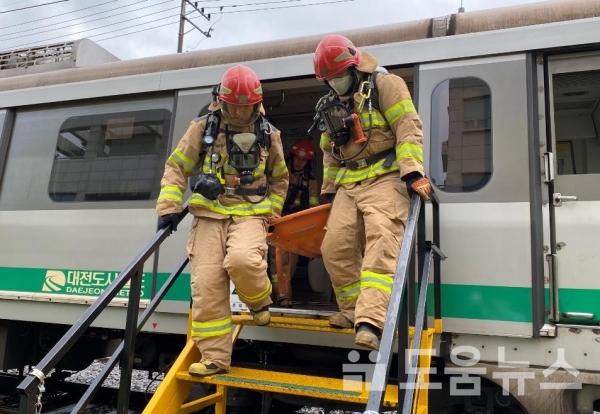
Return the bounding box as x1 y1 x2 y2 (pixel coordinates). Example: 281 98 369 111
156 65 289 376
268 137 320 306
312 35 431 350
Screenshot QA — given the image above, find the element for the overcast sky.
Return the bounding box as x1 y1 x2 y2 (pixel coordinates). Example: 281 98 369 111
0 0 548 61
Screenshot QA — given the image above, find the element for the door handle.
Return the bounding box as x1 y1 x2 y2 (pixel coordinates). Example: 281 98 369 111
553 193 578 207
562 312 595 319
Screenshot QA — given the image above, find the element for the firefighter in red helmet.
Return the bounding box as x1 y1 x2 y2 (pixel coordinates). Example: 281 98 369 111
156 65 289 376
268 137 320 306
313 35 431 350
286 138 320 214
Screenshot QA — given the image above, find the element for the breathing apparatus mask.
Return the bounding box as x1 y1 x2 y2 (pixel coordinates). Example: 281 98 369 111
226 132 261 186
192 109 271 201
312 98 367 148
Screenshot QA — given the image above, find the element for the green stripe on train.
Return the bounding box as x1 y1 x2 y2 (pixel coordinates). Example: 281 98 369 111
425 284 532 322
0 266 190 301
1 266 599 323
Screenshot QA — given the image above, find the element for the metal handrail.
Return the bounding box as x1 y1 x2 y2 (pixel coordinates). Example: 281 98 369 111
364 190 442 413
17 204 189 414
401 247 433 414
70 256 189 413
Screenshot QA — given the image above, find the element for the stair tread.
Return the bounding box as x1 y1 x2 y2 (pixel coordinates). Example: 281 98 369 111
232 314 415 337
232 314 355 334
176 366 398 406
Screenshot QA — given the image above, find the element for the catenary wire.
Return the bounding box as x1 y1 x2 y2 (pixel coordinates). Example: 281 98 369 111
186 11 223 50
0 0 32 8
1 0 177 40
1 0 150 37
6 0 355 48
0 0 69 14
202 0 303 9
94 0 357 42
5 6 181 48
200 0 356 15
1 0 119 30
3 0 313 38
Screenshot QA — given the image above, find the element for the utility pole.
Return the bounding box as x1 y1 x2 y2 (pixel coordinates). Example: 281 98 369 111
177 0 213 53
177 0 186 53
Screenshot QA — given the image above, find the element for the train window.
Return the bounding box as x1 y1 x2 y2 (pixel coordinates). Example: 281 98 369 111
552 69 600 175
430 77 492 193
48 108 171 202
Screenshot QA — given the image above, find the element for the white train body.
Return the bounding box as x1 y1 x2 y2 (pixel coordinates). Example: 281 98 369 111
1 1 600 412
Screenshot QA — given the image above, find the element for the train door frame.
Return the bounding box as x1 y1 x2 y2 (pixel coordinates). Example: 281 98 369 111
544 51 600 326
154 87 216 315
417 53 545 338
0 109 14 195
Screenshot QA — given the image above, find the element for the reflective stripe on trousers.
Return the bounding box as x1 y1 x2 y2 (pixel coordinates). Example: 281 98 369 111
321 173 409 330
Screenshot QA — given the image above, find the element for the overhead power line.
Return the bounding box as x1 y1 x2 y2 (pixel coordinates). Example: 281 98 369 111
202 0 303 9
95 18 179 43
5 0 356 50
8 12 181 49
187 11 223 50
201 0 356 15
95 0 357 43
0 0 69 14
0 0 32 7
6 6 180 48
1 0 177 40
0 0 118 30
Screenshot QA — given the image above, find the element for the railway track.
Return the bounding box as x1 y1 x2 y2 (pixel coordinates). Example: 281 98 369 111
0 371 151 414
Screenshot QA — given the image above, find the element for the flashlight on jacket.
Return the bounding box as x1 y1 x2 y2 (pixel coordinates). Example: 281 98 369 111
203 112 220 147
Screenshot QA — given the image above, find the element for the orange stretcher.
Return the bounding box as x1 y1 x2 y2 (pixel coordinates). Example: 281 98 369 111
266 203 331 306
266 203 331 258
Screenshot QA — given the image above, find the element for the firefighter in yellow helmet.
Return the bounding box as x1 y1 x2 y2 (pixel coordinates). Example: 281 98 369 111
268 137 320 306
313 35 431 350
156 65 289 376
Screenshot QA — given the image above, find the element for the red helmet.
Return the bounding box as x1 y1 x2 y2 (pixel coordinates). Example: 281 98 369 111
290 138 315 160
218 65 263 105
313 34 363 81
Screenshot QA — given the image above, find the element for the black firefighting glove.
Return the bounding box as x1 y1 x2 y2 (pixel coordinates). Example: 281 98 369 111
158 213 180 232
321 193 336 204
403 172 431 202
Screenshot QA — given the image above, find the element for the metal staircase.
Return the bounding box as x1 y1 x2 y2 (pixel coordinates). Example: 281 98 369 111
144 192 444 414
17 192 443 414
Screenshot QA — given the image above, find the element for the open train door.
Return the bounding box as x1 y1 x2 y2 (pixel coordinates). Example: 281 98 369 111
546 52 600 325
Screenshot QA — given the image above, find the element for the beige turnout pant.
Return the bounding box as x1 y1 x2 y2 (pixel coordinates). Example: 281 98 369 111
187 215 272 369
321 173 409 330
268 247 298 284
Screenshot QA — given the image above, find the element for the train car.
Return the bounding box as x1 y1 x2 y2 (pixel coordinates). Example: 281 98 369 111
1 0 600 413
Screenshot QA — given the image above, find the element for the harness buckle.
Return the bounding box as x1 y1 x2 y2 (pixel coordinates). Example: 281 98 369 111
224 187 237 196
356 158 368 169
357 80 372 113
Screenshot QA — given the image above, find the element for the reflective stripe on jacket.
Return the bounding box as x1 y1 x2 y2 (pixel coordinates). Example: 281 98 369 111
157 104 289 219
320 69 425 193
